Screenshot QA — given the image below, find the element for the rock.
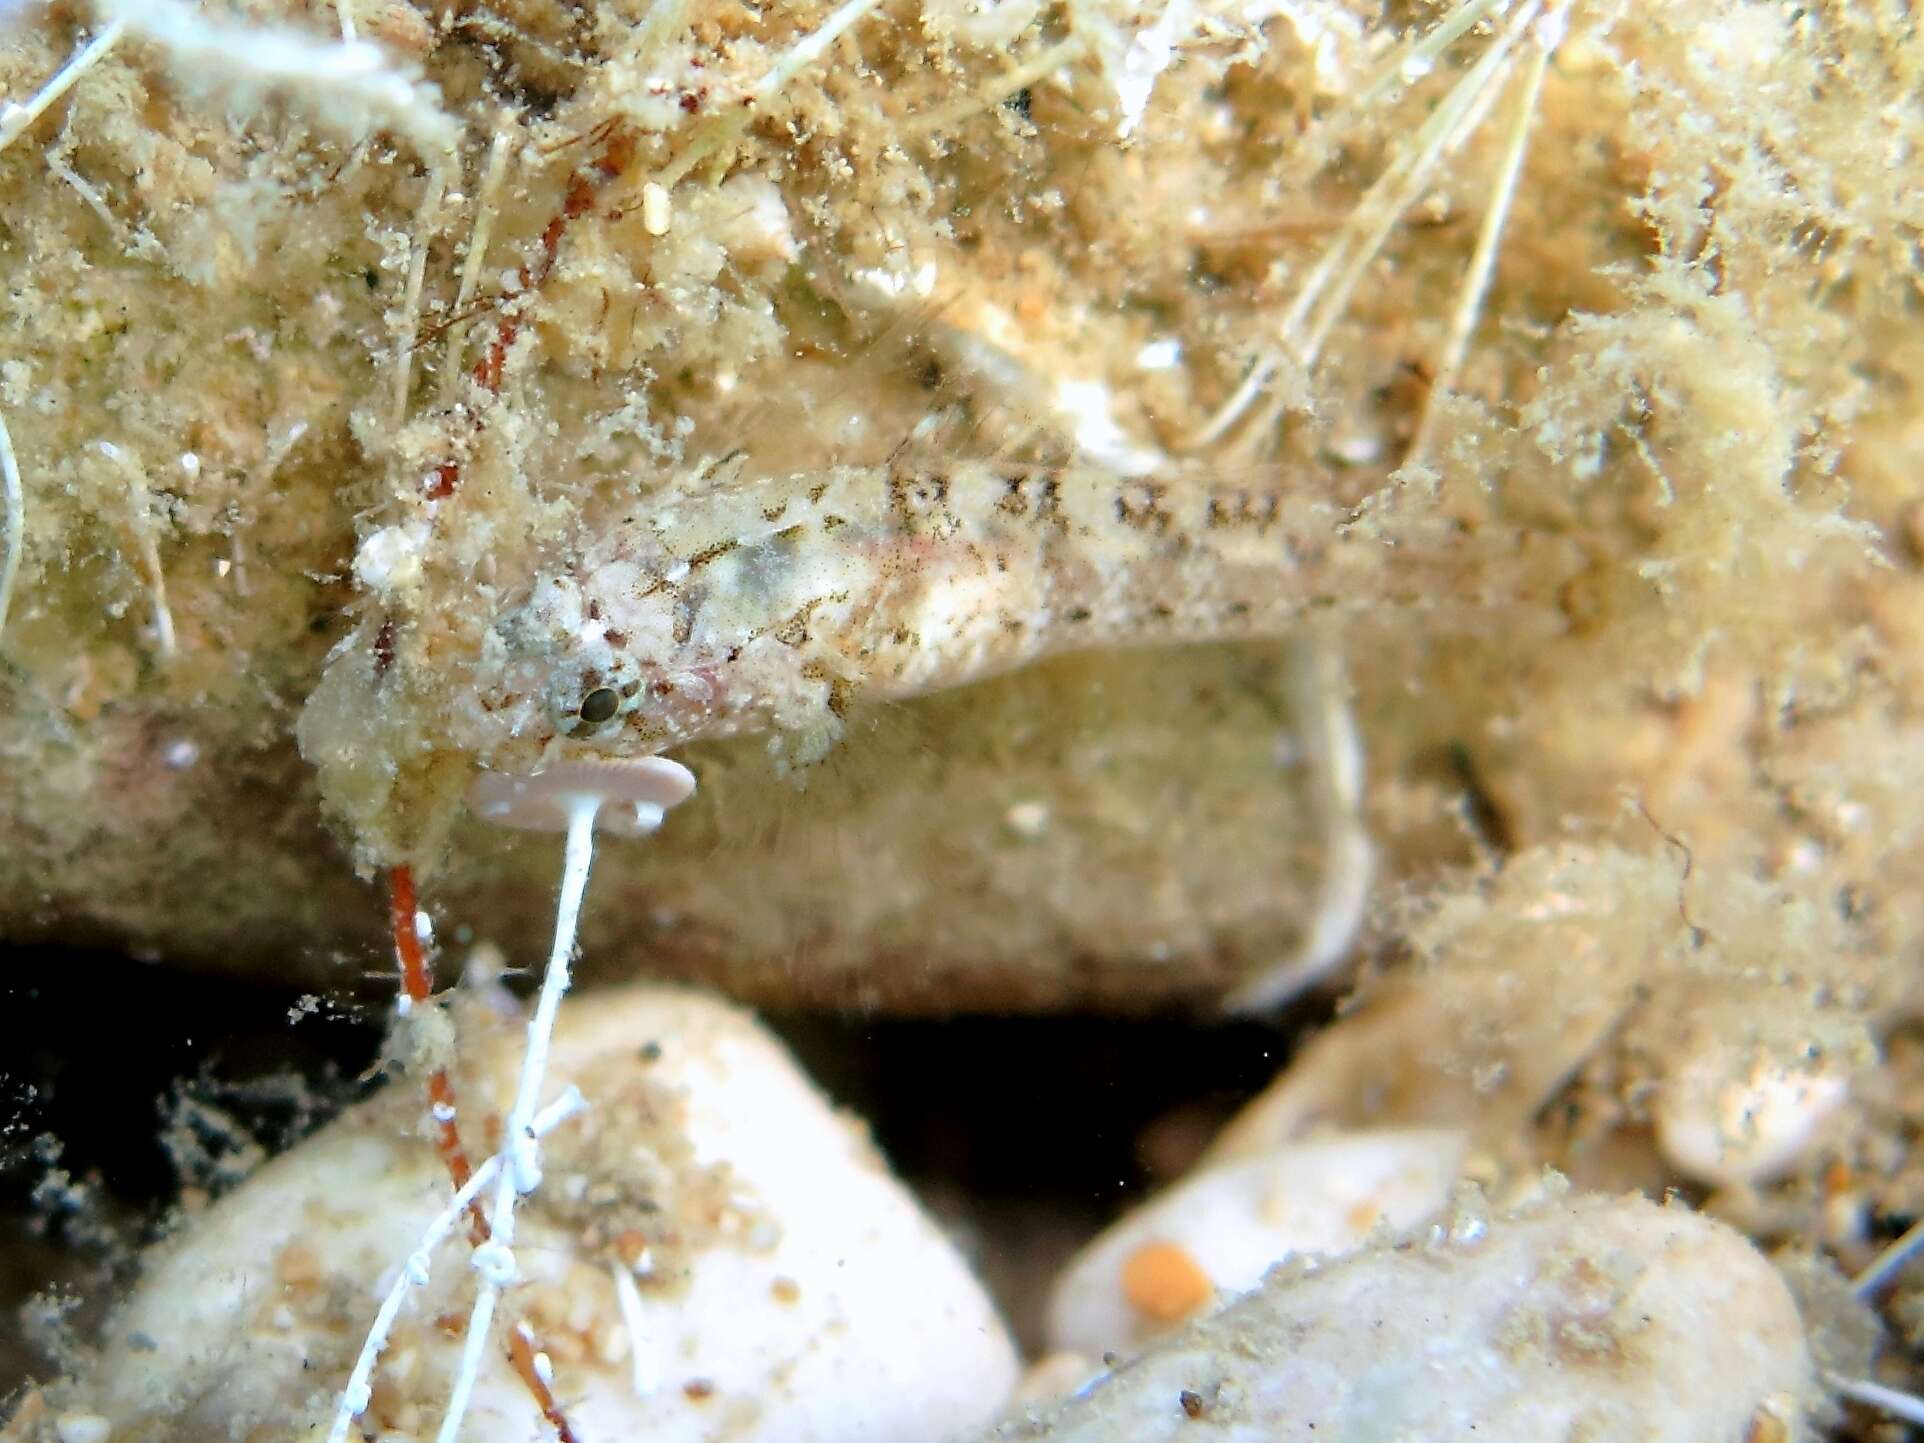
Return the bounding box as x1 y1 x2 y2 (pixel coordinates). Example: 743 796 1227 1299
1655 1023 1855 1189
1200 849 1881 1206
973 1191 1812 1443
76 987 1019 1441
1011 1353 1100 1406
3 1 1922 1027
1046 1128 1465 1356
1198 850 1686 1163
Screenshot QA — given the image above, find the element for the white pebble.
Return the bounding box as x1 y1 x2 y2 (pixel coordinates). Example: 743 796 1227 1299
55 1415 112 1443
1011 1353 1100 1406
1656 1036 1852 1188
1047 1128 1464 1356
976 1192 1812 1443
78 988 1017 1440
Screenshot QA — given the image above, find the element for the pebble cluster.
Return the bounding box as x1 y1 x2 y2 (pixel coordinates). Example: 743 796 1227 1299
5 981 1839 1443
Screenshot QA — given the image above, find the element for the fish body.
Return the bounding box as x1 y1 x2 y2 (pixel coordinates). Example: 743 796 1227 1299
456 458 1353 768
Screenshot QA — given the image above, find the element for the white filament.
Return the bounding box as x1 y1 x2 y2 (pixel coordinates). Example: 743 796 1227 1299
328 1087 584 1443
0 18 130 158
611 1260 659 1399
435 795 600 1443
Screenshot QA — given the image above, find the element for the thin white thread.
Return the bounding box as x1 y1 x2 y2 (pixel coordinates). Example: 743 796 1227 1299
327 1087 583 1443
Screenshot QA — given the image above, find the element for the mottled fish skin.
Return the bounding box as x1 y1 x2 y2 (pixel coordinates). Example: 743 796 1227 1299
455 457 1365 768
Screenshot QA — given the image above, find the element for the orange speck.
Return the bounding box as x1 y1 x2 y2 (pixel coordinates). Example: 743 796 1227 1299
1120 1240 1213 1324
1345 1200 1382 1234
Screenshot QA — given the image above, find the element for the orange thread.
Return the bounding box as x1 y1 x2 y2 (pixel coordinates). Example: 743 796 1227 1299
508 1324 584 1443
388 865 582 1441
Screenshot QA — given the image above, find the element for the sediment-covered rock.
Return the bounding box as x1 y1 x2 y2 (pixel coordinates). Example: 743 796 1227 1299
3 2 1922 1019
977 1191 1812 1443
59 987 1019 1441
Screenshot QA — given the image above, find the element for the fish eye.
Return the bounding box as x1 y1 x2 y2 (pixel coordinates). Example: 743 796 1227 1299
578 686 621 725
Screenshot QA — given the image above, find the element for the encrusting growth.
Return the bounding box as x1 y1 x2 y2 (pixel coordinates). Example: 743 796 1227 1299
1403 4 1562 470
1182 0 1561 457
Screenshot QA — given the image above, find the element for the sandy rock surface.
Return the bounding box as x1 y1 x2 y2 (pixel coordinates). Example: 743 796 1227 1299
62 987 1019 1441
980 1191 1812 1443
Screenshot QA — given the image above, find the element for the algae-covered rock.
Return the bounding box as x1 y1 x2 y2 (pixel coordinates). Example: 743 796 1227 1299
0 0 1920 1019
